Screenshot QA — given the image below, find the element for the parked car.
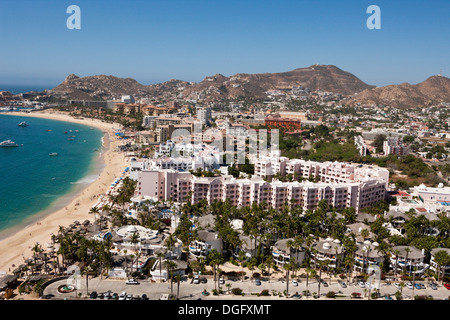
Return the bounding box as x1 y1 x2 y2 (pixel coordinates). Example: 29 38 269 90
429 283 438 290
89 291 98 299
255 279 261 286
104 290 112 299
125 278 139 285
358 281 365 288
414 283 421 290
97 293 104 299
132 295 140 300
406 282 414 289
420 283 426 289
219 277 225 285
292 280 298 287
322 281 329 287
443 283 450 290
201 277 207 284
365 282 372 289
118 292 127 300
339 281 347 288
394 283 401 289
126 294 133 300
40 294 55 300
111 293 119 300
193 275 200 284
141 294 148 300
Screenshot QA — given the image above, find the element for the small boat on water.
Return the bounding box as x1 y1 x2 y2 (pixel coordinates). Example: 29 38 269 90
18 121 28 127
0 140 19 147
46 129 52 132
49 152 58 156
64 131 68 134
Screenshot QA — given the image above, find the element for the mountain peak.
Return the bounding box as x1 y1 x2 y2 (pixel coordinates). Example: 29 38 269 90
64 74 80 82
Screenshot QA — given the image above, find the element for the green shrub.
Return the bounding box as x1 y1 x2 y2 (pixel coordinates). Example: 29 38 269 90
231 288 243 295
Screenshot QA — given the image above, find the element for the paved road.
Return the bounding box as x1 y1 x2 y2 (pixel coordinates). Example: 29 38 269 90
43 276 450 300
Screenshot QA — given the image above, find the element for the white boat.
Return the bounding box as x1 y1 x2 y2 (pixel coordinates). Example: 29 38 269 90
18 121 28 127
49 152 58 156
0 140 19 147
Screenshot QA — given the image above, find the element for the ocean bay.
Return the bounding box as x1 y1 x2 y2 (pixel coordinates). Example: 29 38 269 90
0 114 104 235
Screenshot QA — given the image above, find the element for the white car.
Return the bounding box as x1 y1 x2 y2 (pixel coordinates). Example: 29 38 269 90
125 278 139 285
193 275 200 284
292 280 299 287
118 292 127 300
365 282 372 289
406 282 414 289
394 282 401 289
358 281 365 288
219 277 225 285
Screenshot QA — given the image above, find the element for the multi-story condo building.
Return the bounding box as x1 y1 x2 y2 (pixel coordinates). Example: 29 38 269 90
188 230 223 258
412 183 450 205
196 107 212 126
310 238 344 269
383 137 410 156
271 238 306 267
135 163 388 213
389 245 427 275
354 135 368 156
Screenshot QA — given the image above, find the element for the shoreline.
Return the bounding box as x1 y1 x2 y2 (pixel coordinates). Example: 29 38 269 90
0 110 127 272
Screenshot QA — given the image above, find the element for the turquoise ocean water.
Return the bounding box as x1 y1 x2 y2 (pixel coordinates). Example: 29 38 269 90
0 114 104 237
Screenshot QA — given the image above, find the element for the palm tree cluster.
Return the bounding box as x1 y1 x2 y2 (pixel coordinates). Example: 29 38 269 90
174 197 450 284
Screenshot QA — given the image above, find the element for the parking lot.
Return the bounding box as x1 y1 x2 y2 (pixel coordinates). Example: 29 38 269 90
42 276 450 300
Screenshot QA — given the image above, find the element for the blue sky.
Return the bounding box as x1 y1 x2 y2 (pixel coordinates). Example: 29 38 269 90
0 0 449 87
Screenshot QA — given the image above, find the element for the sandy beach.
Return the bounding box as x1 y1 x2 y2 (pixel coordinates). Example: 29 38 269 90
0 110 128 273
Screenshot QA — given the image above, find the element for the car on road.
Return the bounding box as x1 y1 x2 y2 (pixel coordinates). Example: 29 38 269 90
255 279 261 286
119 292 127 300
406 282 414 289
292 280 298 286
429 283 438 290
125 278 140 285
89 291 98 299
193 275 200 284
443 283 450 290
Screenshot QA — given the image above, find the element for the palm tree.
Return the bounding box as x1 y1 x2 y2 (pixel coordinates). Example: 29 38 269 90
89 206 100 223
156 251 166 282
207 249 224 293
163 260 178 297
433 250 450 283
237 250 247 282
174 274 182 299
284 262 292 297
